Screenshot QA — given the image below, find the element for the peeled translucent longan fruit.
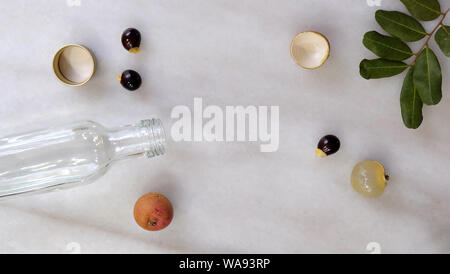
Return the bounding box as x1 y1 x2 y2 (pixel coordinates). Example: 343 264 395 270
351 160 388 198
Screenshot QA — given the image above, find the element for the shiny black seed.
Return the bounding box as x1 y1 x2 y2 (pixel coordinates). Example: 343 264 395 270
317 135 340 156
121 28 141 53
119 70 142 91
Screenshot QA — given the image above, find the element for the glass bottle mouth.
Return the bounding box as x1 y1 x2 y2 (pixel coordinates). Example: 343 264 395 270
139 119 166 158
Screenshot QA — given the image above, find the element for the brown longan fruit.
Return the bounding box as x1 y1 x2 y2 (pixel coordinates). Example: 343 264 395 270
133 192 173 231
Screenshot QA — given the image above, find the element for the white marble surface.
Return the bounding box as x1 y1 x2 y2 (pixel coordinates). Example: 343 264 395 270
0 0 449 254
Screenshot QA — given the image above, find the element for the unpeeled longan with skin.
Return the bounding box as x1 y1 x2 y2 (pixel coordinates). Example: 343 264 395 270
134 193 173 231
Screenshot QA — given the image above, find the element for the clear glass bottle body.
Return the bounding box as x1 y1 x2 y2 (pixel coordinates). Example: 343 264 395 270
0 119 166 199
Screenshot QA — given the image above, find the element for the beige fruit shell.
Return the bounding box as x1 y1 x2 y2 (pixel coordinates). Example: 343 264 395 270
290 31 330 70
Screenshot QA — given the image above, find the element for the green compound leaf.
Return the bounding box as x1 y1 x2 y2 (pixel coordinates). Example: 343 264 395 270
363 31 414 61
401 67 423 129
413 47 442 105
435 25 450 57
400 0 441 21
375 10 427 42
360 59 409 79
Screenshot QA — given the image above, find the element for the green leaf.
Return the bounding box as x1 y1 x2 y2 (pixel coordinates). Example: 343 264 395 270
435 25 450 57
375 10 427 42
401 67 423 129
360 59 409 79
413 47 442 105
363 31 414 61
400 0 441 21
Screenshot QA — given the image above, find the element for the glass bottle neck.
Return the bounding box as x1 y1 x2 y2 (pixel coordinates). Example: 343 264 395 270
108 119 166 161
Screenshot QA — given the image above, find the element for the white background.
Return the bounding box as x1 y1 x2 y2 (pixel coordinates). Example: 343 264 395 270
0 0 449 253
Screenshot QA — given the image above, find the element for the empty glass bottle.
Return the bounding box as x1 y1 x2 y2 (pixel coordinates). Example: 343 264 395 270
0 119 166 200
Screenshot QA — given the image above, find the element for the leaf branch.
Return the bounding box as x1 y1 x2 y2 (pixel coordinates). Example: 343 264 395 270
410 8 449 66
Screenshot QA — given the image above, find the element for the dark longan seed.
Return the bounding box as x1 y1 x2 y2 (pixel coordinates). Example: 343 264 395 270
316 135 340 157
119 70 142 91
121 28 141 53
